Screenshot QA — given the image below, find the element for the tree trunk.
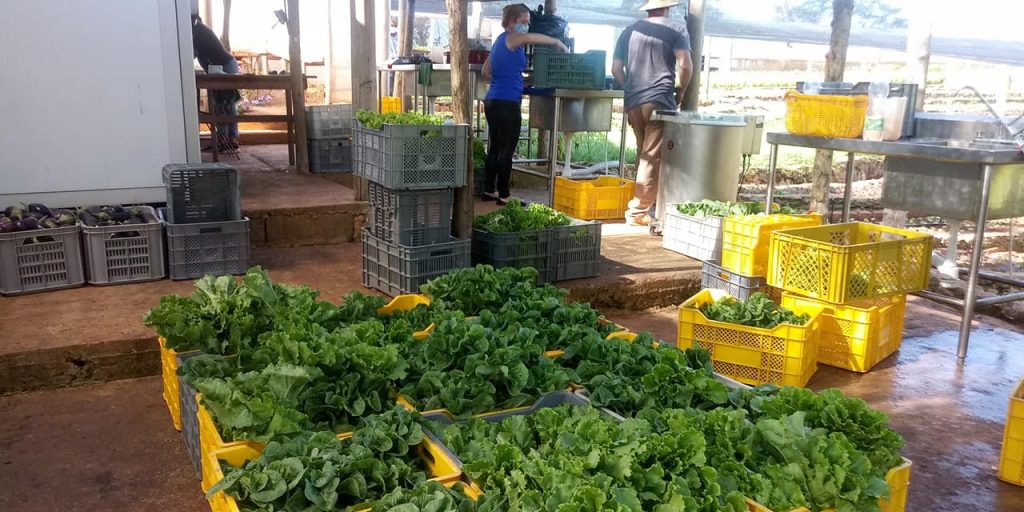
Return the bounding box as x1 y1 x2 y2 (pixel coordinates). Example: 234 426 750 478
393 0 416 108
221 0 232 52
287 0 309 173
809 0 854 215
682 0 704 111
544 0 557 15
447 0 473 238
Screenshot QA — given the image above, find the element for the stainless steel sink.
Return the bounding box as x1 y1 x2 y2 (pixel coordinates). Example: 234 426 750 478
903 137 1022 152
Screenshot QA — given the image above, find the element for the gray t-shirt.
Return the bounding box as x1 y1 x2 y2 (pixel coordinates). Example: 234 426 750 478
614 17 691 111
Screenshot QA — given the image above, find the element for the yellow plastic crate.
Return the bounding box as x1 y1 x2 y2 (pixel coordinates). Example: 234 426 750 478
381 96 402 114
205 432 463 512
745 457 911 512
678 289 822 387
158 337 199 431
767 222 933 304
552 176 635 220
377 293 433 340
721 214 822 277
781 293 906 373
784 90 869 138
197 395 265 492
998 378 1024 486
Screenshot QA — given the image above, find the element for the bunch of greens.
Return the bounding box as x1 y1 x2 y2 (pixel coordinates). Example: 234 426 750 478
420 265 566 316
675 200 802 218
371 481 479 512
356 109 446 130
436 404 749 512
699 293 810 329
562 333 730 416
473 137 487 172
399 312 575 417
473 201 571 233
209 408 430 512
474 297 618 351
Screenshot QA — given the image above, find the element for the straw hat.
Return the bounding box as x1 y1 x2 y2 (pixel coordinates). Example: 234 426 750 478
637 0 685 10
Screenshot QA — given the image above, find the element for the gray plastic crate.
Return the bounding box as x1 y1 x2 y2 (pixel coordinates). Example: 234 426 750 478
353 121 468 190
361 229 470 296
309 137 353 173
0 225 85 295
368 182 453 246
81 206 165 285
661 206 723 262
532 50 607 90
160 208 250 280
176 351 204 477
306 104 353 139
162 163 241 224
701 260 769 301
471 228 552 283
549 220 601 282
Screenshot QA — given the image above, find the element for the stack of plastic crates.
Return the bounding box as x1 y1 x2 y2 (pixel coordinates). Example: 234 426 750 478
307 104 353 173
767 222 932 373
355 119 471 295
161 163 249 280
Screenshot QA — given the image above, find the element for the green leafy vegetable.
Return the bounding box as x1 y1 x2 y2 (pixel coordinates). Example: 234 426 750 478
699 293 809 329
357 109 446 130
675 200 802 218
473 202 571 233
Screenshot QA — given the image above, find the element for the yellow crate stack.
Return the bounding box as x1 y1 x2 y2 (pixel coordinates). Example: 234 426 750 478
678 289 823 387
552 176 635 220
999 378 1024 487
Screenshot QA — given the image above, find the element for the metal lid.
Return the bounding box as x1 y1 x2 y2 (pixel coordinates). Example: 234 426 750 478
653 111 747 126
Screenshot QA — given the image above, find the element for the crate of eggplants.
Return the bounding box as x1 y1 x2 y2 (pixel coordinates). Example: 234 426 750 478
0 203 77 233
77 205 156 227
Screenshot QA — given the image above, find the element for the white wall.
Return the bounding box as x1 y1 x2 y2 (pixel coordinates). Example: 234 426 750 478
0 0 194 207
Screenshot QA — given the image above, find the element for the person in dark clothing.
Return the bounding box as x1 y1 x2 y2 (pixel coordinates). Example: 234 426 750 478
481 4 567 204
192 15 240 150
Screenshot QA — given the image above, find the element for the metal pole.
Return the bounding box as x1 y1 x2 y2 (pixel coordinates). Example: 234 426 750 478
842 152 855 222
618 109 628 178
548 96 561 206
765 143 779 212
957 164 994 361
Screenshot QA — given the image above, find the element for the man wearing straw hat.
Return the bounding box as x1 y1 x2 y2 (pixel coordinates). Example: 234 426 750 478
612 0 693 227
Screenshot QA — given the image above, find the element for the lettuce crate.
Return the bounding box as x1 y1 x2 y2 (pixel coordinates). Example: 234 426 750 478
746 457 912 512
781 292 906 372
720 214 822 277
549 220 601 282
472 228 552 283
662 206 724 261
767 222 933 304
552 176 634 220
362 229 471 296
678 289 823 387
353 121 468 190
158 337 198 431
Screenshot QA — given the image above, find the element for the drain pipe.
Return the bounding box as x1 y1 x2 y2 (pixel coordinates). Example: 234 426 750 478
563 160 622 178
936 218 962 288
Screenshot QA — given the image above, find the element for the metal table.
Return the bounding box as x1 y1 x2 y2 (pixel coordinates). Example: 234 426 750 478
764 131 1024 361
524 89 628 205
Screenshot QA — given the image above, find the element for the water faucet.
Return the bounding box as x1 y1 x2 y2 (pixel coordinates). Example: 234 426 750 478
954 86 1024 146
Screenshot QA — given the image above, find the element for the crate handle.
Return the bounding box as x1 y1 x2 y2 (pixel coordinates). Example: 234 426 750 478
19 234 57 245
198 227 224 234
427 248 455 257
419 129 442 138
110 230 143 239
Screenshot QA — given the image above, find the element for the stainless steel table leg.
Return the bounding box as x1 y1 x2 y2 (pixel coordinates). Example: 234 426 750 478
548 96 561 206
618 109 628 178
957 164 994 361
842 152 855 222
765 143 779 212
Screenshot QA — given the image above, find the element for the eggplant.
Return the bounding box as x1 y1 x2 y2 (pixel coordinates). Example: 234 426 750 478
38 218 59 230
78 210 97 227
85 205 104 216
27 203 51 217
16 217 38 231
110 205 126 214
26 211 45 221
0 216 13 233
110 210 131 222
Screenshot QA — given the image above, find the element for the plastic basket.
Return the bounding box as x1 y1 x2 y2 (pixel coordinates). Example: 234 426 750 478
368 182 453 246
362 229 471 296
663 208 724 261
746 457 911 512
308 137 353 173
472 228 552 283
158 337 200 431
781 292 906 372
204 430 461 512
549 220 601 282
720 214 822 277
353 121 468 190
161 163 241 224
161 208 250 280
784 90 869 138
677 289 822 387
0 224 84 295
177 353 205 477
552 176 634 220
81 206 164 285
767 222 933 304
701 260 770 301
999 378 1024 487
305 104 353 139
381 96 401 114
532 50 607 90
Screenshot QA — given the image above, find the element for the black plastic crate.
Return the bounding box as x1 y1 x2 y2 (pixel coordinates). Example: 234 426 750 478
309 137 353 173
549 220 601 282
471 228 552 283
368 182 453 246
362 229 470 296
306 104 353 139
162 163 241 224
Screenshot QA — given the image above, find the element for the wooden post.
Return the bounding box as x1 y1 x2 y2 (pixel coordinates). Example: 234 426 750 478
325 0 333 104
447 0 473 238
682 0 704 111
350 0 378 200
809 0 854 215
393 0 416 108
287 0 309 173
